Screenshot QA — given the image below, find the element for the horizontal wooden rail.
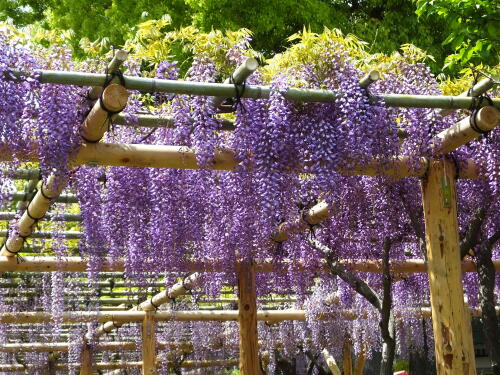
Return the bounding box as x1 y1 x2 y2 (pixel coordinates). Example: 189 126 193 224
0 341 194 353
8 69 500 109
0 143 482 179
439 77 495 117
0 256 497 273
0 307 497 324
0 360 238 372
0 212 81 221
93 273 201 338
0 230 80 239
114 112 235 130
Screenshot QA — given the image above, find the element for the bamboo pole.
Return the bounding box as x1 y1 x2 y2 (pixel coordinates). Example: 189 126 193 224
3 169 40 179
421 159 476 375
79 342 93 375
9 69 500 108
0 174 65 257
439 77 495 117
209 58 259 108
74 144 477 179
0 307 497 324
9 192 78 203
0 212 81 221
359 70 380 89
435 106 500 154
142 311 157 375
0 255 499 274
353 346 366 375
237 261 261 375
0 142 483 180
113 113 236 130
0 360 239 372
87 50 128 101
0 341 194 353
81 83 129 142
0 81 128 257
93 273 200 337
322 348 341 375
0 229 80 239
343 339 353 375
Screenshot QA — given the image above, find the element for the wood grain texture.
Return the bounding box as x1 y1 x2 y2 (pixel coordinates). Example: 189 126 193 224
141 311 157 375
421 160 476 375
238 261 262 375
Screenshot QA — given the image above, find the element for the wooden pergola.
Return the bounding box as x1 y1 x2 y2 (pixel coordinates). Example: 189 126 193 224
0 51 499 375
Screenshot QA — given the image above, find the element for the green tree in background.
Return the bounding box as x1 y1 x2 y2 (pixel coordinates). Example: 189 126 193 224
416 0 499 73
1 0 496 73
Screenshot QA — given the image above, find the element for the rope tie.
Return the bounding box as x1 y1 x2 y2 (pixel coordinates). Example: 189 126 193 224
467 66 494 137
229 74 247 112
3 242 25 263
82 66 126 143
149 297 159 310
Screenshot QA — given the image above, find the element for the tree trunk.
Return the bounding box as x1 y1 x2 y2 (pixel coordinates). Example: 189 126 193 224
476 242 500 375
379 315 396 375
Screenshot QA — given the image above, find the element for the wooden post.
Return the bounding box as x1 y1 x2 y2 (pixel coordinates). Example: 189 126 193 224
237 260 261 375
353 346 366 375
343 339 353 375
421 159 476 375
81 83 129 142
79 342 93 375
142 311 157 375
322 348 341 375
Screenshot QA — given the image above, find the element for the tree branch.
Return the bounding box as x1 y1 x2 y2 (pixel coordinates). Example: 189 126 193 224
476 237 500 375
379 238 396 375
398 190 427 259
308 233 383 312
460 207 486 259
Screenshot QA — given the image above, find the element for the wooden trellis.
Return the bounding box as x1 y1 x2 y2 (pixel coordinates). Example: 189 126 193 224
0 51 498 375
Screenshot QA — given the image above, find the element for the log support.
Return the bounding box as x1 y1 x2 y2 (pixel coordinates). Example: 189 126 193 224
343 339 353 375
79 342 93 375
237 260 261 375
142 311 157 375
421 159 476 375
353 346 366 375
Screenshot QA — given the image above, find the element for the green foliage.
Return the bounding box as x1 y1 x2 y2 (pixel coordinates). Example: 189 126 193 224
416 0 499 72
394 359 410 371
1 0 456 72
0 0 191 57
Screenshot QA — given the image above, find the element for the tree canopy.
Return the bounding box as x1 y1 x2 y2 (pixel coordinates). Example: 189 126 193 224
2 0 489 72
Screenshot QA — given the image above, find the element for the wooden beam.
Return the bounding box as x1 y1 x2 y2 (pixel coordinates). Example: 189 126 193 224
237 261 261 375
435 106 500 154
439 77 495 117
9 68 500 108
209 58 259 108
421 160 476 375
79 342 93 375
142 311 157 375
0 359 239 372
81 83 129 142
0 307 497 324
353 345 366 375
1 255 498 274
322 348 341 375
93 274 200 337
343 339 353 375
87 49 128 101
